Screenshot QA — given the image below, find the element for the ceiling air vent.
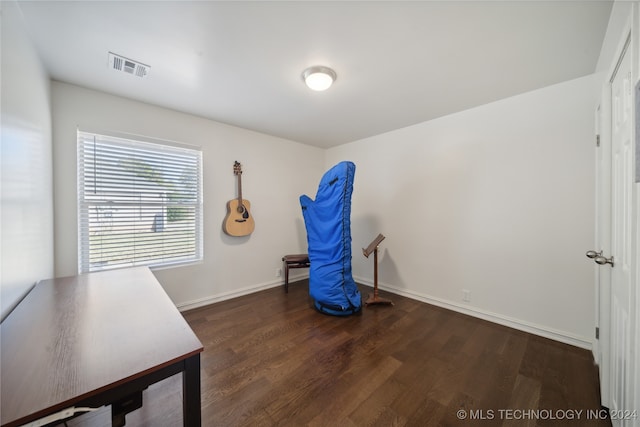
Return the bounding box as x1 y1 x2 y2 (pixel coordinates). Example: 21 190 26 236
108 52 150 78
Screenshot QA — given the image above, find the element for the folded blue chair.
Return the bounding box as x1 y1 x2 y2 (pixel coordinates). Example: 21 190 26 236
300 161 362 316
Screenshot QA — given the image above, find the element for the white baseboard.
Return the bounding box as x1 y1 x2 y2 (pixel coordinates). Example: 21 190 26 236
176 273 309 312
353 275 593 350
177 273 592 350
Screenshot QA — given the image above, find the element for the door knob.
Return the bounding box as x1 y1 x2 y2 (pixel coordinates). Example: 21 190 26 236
595 255 614 267
586 250 602 259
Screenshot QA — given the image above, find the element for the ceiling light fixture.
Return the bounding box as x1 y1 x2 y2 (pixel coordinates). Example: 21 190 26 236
302 66 336 91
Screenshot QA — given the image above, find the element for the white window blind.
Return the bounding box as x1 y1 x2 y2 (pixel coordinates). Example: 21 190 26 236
78 131 203 273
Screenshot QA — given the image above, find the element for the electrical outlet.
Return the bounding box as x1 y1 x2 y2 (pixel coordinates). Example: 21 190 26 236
276 268 282 278
462 289 471 302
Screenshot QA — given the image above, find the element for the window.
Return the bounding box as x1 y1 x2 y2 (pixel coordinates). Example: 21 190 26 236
78 131 203 273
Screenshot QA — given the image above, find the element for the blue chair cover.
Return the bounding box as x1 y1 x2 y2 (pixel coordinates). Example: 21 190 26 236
300 161 362 316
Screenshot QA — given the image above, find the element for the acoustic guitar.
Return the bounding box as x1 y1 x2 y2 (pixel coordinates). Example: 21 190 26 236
223 161 255 236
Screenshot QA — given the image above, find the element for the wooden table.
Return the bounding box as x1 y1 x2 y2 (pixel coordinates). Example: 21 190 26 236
1 267 203 427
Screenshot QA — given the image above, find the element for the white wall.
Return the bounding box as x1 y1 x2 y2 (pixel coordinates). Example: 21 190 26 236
0 1 54 321
327 75 599 348
52 82 323 309
4 15 602 352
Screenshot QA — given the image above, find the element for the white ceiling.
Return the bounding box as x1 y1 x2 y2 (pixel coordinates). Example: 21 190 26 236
17 1 613 148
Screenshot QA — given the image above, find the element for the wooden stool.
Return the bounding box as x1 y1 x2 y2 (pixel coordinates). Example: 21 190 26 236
282 254 310 293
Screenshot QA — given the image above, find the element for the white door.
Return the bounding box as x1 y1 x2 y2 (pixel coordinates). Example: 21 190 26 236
608 34 634 426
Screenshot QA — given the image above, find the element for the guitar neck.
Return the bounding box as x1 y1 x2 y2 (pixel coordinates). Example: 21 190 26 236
237 173 243 203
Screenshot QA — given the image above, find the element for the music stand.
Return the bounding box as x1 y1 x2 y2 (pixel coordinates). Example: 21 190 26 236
362 233 393 306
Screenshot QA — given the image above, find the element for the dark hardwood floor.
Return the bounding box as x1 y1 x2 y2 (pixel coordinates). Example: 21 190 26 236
68 280 610 426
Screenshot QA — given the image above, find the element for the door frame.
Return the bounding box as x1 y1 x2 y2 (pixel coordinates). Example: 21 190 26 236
594 99 613 407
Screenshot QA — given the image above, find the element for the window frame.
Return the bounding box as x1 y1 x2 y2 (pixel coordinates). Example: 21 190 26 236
77 130 203 274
